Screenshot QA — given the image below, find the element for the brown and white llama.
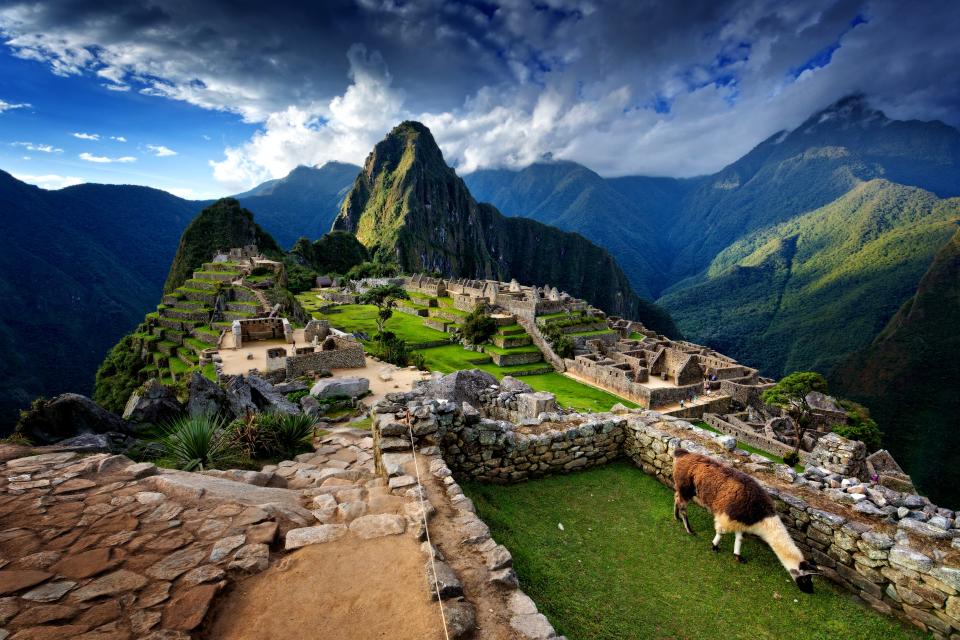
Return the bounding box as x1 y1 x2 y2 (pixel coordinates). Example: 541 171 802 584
672 447 818 593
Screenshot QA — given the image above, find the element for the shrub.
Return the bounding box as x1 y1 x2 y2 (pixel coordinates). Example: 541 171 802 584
542 323 574 358
286 389 310 404
835 400 883 451
161 413 237 471
367 331 417 367
461 306 497 345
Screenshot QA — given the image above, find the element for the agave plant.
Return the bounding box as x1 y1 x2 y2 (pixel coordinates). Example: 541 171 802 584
161 413 235 471
266 412 317 458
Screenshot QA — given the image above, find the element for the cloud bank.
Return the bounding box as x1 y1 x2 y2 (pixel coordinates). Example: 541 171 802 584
2 0 958 190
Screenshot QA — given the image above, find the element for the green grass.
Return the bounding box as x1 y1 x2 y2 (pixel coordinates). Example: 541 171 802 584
566 328 616 338
463 463 923 640
521 374 635 413
416 344 632 412
201 363 217 382
483 343 541 356
300 301 449 343
628 331 645 340
169 358 192 375
694 421 804 472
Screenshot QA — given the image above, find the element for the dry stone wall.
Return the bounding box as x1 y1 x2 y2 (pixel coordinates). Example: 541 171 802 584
373 388 960 638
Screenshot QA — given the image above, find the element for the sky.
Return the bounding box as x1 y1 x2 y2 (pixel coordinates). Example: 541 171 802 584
0 0 958 198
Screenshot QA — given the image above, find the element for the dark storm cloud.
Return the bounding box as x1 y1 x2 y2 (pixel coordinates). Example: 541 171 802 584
2 0 958 187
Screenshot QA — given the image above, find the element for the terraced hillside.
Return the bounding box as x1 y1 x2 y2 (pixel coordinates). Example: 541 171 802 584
135 260 270 384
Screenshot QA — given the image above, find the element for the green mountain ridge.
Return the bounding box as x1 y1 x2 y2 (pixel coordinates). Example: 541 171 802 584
233 162 360 248
833 228 960 506
333 121 677 334
164 198 282 293
658 180 960 377
463 161 674 298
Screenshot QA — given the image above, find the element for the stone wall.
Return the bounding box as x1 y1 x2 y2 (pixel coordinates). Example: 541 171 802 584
373 390 960 637
703 412 806 461
284 337 365 377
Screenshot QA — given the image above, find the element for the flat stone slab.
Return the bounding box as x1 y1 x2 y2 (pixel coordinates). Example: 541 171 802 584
145 471 303 507
285 525 348 549
0 570 51 595
349 514 406 539
72 570 148 601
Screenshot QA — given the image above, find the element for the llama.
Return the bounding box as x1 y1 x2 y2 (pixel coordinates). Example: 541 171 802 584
672 447 817 593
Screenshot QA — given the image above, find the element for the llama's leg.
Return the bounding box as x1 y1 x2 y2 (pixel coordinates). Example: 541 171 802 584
734 531 746 563
674 494 695 535
712 519 723 552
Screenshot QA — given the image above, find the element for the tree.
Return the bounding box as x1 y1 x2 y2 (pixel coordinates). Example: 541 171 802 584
358 284 409 337
461 305 497 345
834 400 883 452
761 371 829 460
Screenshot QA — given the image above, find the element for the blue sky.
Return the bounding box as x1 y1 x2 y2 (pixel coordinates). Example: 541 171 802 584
0 46 256 197
0 1 957 196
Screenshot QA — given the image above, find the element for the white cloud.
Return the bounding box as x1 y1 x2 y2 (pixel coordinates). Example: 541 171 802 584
13 173 83 189
12 142 63 153
146 144 177 157
109 135 127 142
72 132 100 140
79 152 136 163
211 44 405 190
0 99 30 113
164 186 197 199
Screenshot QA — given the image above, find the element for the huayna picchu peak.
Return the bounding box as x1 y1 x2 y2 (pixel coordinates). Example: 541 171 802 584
333 121 677 335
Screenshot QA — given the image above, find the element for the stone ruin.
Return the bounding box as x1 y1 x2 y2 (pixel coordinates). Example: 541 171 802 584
371 378 960 637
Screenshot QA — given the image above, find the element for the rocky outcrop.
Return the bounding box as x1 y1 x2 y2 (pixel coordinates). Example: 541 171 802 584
426 369 498 408
247 375 300 415
122 379 183 426
14 394 132 444
186 372 231 418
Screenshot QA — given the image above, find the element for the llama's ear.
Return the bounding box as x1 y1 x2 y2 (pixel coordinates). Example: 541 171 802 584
799 560 818 572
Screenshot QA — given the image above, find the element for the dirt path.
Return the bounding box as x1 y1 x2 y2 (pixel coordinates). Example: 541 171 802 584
409 453 522 640
204 532 445 640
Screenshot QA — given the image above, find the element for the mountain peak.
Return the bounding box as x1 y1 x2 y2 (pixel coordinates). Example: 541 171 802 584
800 93 887 132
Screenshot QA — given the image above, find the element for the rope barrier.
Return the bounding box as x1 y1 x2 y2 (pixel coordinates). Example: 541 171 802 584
403 409 451 640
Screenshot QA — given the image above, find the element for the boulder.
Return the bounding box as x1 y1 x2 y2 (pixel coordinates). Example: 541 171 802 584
427 369 497 408
247 375 301 414
123 379 183 425
186 373 230 419
310 377 370 399
52 432 138 454
223 375 259 418
15 393 130 444
500 376 533 394
273 381 308 395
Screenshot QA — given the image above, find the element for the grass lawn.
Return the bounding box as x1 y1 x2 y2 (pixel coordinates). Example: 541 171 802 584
304 302 449 344
416 344 634 413
464 462 924 640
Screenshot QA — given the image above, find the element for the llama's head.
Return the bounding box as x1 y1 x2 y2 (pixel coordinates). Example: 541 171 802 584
790 560 819 593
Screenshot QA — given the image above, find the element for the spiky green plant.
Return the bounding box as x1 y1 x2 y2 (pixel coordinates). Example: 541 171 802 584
268 412 317 458
161 413 236 471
